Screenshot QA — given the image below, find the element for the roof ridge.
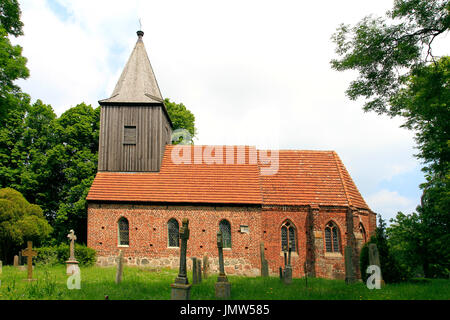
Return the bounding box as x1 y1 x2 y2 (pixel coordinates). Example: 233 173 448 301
332 151 353 207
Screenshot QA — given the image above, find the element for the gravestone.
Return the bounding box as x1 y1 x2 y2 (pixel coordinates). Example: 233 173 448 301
0 260 2 274
13 255 19 267
215 230 231 299
197 259 202 283
368 243 384 286
171 218 192 300
283 245 293 285
203 255 209 279
192 257 198 284
18 251 23 265
115 250 124 284
66 230 80 275
345 246 356 284
260 242 269 277
22 241 37 281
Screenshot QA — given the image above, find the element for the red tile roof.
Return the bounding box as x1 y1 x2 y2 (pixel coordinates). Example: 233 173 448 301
87 145 369 210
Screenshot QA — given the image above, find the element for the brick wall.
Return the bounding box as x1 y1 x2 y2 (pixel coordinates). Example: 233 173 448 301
87 202 373 279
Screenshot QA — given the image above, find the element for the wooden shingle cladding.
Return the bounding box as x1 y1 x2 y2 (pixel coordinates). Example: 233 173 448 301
98 104 172 172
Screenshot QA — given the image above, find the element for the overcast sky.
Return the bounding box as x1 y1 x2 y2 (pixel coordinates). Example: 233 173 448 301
13 0 449 223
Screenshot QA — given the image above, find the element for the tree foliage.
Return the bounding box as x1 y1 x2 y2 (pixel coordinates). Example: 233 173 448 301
164 98 197 144
0 187 52 264
331 0 449 115
332 0 450 279
0 0 24 37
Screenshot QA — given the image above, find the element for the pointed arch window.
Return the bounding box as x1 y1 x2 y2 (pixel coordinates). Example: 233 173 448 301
168 218 180 248
325 221 340 253
281 220 297 252
219 219 232 248
359 223 367 243
118 217 129 246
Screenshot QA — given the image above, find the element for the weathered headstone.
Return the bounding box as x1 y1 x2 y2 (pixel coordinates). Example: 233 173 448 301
66 229 80 275
18 251 23 265
13 255 19 267
283 245 293 285
215 230 231 299
115 250 124 284
260 242 269 277
0 260 2 274
368 243 384 286
345 246 356 284
192 257 198 284
171 218 192 300
197 259 202 283
202 255 209 279
22 241 37 281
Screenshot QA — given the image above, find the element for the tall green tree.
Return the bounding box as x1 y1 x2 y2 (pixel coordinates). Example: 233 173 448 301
332 0 449 278
51 103 100 243
0 0 28 121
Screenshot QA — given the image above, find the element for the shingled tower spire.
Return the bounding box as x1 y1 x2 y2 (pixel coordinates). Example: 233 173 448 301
98 31 172 172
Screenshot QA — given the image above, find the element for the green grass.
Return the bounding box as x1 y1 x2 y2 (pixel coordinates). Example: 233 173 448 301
0 264 448 300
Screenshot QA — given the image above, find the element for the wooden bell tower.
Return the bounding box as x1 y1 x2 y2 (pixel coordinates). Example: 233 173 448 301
97 31 172 172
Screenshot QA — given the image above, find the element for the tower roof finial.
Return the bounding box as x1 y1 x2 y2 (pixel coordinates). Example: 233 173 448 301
137 30 144 40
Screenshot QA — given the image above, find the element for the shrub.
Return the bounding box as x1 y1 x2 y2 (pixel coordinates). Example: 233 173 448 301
34 243 97 266
34 246 58 266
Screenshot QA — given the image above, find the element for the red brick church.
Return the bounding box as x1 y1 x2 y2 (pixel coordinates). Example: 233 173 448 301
86 31 376 279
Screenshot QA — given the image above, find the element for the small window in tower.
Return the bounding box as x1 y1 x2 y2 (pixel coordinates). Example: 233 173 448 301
123 126 137 145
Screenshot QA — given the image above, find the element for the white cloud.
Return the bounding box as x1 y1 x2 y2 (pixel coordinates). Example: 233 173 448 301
366 189 417 223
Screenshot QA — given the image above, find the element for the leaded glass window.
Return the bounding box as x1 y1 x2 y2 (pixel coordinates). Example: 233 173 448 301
281 220 297 252
118 217 129 246
325 221 340 253
168 219 179 247
359 223 367 243
219 219 232 248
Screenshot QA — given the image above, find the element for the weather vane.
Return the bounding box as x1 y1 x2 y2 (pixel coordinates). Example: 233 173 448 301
139 18 142 31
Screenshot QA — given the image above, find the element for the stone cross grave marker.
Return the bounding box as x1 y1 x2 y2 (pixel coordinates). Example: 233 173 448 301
13 255 19 267
66 229 80 275
192 257 198 284
115 250 124 284
368 243 384 286
171 218 192 300
260 242 269 277
22 241 37 281
284 244 293 285
197 259 202 283
345 246 356 284
215 230 231 299
203 255 209 279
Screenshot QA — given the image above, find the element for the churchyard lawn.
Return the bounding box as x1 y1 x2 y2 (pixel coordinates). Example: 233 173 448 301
0 264 448 300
